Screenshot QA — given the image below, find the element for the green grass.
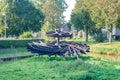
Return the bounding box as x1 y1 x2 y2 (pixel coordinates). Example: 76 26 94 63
0 55 120 80
90 42 120 55
0 48 31 58
1 40 119 58
0 41 120 80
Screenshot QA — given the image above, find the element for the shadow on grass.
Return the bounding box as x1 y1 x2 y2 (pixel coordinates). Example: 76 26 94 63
31 55 93 62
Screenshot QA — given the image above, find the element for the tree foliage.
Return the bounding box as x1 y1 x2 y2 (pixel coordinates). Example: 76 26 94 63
42 0 67 29
0 26 4 36
71 0 120 42
40 0 67 41
71 0 95 42
0 0 44 36
41 21 53 41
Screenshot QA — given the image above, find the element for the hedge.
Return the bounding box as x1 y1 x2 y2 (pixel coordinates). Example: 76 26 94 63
0 39 44 48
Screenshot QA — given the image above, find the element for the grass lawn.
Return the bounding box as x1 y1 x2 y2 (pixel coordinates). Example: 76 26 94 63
0 55 120 80
0 41 120 80
90 42 120 55
0 48 31 58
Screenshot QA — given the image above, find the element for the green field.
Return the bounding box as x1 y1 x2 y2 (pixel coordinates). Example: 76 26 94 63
0 42 120 80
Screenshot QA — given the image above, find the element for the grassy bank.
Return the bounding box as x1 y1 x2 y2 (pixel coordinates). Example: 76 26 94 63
0 48 31 58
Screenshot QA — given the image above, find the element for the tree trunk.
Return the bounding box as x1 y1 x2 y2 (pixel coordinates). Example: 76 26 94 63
56 37 60 46
109 24 113 43
84 25 88 42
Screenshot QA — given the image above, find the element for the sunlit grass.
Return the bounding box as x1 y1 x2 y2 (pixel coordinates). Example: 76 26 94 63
88 52 120 61
90 42 120 55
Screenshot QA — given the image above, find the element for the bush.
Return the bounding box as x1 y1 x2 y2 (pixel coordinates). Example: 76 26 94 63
94 35 106 42
0 39 44 48
112 35 120 41
19 31 33 39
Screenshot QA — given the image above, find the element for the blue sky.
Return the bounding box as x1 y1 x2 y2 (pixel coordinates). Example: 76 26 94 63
63 0 76 22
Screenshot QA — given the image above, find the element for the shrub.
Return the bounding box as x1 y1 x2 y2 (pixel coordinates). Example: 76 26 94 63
112 35 120 41
94 35 106 42
93 28 106 42
77 31 83 38
0 39 44 48
19 31 33 39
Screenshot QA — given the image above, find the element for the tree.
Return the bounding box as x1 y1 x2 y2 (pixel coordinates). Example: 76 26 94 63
66 21 72 30
41 21 53 41
42 0 67 29
71 0 95 42
82 0 107 42
71 9 94 42
71 0 120 42
105 0 119 42
0 0 44 36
